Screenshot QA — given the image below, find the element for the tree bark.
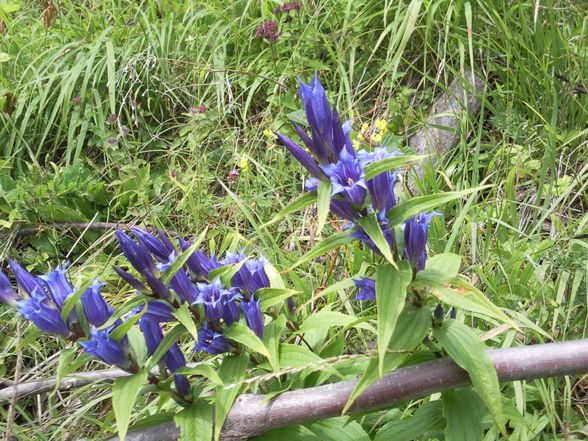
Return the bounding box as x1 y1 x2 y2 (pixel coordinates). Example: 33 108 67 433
107 339 588 441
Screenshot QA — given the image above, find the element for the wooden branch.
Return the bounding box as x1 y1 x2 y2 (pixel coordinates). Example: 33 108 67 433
3 222 180 239
105 339 588 441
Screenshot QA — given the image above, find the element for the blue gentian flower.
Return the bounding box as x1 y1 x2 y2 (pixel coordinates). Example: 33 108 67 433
113 267 146 290
137 300 175 323
178 237 220 279
241 297 264 339
9 260 45 299
321 149 367 207
0 270 19 306
194 325 231 354
132 227 175 262
38 265 74 310
232 258 270 298
404 211 441 272
81 279 112 327
218 248 247 266
16 288 72 336
80 327 127 367
194 277 242 324
275 132 326 179
157 252 198 303
353 278 376 301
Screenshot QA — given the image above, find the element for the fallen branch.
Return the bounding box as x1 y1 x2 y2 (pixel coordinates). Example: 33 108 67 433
3 222 180 239
106 339 588 441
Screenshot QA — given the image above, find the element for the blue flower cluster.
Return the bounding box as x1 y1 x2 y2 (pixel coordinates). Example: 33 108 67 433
275 75 440 300
0 228 272 398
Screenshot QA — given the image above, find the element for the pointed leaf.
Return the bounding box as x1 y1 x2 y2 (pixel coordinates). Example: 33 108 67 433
260 192 317 229
364 154 426 180
315 181 332 236
175 399 213 441
288 229 356 271
112 369 148 441
215 353 249 440
356 214 396 266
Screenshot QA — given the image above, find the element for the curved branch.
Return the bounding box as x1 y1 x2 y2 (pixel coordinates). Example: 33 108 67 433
4 222 180 239
106 339 588 441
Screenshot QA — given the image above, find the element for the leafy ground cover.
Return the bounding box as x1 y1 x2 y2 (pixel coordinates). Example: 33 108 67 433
0 0 587 439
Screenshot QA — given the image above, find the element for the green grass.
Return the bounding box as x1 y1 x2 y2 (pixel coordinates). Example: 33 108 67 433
0 0 587 439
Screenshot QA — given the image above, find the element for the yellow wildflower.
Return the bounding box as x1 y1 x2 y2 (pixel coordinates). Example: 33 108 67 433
352 139 361 149
371 133 383 143
238 158 250 173
263 129 277 139
375 119 388 132
360 123 370 133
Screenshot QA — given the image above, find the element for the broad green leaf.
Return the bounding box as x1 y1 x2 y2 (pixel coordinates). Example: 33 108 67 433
416 253 462 282
257 287 299 310
279 343 342 378
175 364 223 386
442 389 486 441
374 401 444 441
127 327 147 365
310 417 371 441
175 399 213 441
162 230 207 284
264 263 285 288
264 315 286 372
112 369 148 441
364 154 426 180
145 324 187 371
173 303 199 339
419 280 515 327
288 229 356 271
0 3 21 13
316 181 332 236
297 310 372 334
254 425 321 441
356 214 396 266
386 186 491 227
224 321 272 360
0 53 9 63
433 320 505 434
215 353 249 440
60 279 93 321
377 261 412 376
110 303 148 341
260 191 317 229
343 304 431 413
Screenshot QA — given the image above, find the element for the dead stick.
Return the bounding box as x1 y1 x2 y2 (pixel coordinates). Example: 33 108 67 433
106 339 588 441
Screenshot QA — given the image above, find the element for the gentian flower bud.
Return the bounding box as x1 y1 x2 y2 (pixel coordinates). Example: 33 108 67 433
132 228 173 262
404 211 441 272
9 260 45 297
79 327 127 367
113 267 146 291
115 230 156 276
38 265 74 310
0 270 19 306
241 297 264 339
137 300 175 323
178 237 220 279
353 277 376 301
81 279 112 327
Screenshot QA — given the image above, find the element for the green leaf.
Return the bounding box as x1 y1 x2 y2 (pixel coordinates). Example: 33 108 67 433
110 302 148 341
224 322 271 360
264 263 285 288
54 347 78 389
433 320 505 434
257 287 299 310
175 364 223 386
377 261 412 376
343 304 431 413
416 253 462 283
356 214 396 266
419 280 515 327
264 315 286 372
442 389 486 441
310 417 371 441
162 230 207 284
215 353 249 440
297 310 372 334
173 303 199 339
315 181 332 236
175 399 213 441
364 154 426 180
254 426 321 441
386 186 491 227
145 324 187 371
374 401 444 441
0 53 9 63
208 258 248 286
112 369 148 441
278 343 341 378
288 229 356 271
260 191 317 228
60 279 93 321
97 295 151 330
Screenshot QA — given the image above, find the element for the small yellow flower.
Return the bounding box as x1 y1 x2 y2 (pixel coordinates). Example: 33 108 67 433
358 134 365 141
370 133 383 143
352 139 361 149
263 129 277 139
375 119 388 132
360 123 369 133
238 158 250 173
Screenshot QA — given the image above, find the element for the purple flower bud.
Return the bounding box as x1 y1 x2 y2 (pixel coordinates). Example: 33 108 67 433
403 211 441 272
81 279 112 327
107 113 118 122
72 96 82 104
232 258 270 297
137 300 175 323
113 267 146 291
0 270 19 306
132 228 173 262
115 230 156 276
178 238 220 280
353 277 375 301
9 260 45 298
39 265 74 310
242 297 264 339
275 132 326 179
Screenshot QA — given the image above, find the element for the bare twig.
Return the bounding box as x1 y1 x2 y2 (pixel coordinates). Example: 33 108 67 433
3 222 180 239
104 339 588 441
